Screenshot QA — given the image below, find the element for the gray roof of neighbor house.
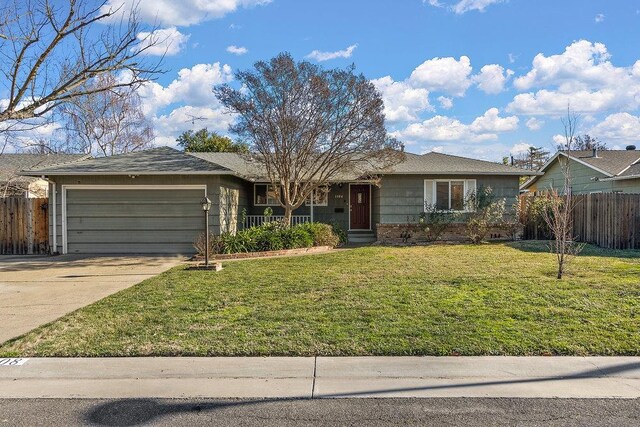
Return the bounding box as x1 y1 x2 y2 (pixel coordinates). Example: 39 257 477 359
1 153 88 184
521 149 640 189
22 146 536 179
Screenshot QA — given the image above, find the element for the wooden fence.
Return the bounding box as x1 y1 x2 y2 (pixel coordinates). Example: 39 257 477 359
0 197 49 255
520 193 640 250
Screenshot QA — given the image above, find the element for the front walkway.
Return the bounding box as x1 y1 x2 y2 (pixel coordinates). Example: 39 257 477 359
1 357 638 399
0 255 183 344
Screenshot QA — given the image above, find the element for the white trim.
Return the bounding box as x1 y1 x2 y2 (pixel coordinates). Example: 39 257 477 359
348 183 372 231
60 184 207 255
429 179 470 212
600 174 640 182
22 171 238 176
51 182 56 253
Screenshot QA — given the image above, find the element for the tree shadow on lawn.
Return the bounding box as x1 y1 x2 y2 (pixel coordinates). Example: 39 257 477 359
84 361 640 426
505 240 640 259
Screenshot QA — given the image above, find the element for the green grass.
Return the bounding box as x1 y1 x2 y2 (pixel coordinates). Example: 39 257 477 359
2 242 639 357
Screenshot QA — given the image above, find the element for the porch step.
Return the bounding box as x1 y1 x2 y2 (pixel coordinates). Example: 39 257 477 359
348 231 376 244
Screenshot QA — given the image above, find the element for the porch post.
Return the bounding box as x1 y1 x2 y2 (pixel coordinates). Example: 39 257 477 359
310 189 314 223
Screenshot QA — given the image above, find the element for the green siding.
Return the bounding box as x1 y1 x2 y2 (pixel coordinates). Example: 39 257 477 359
377 175 520 224
612 178 640 194
532 158 612 194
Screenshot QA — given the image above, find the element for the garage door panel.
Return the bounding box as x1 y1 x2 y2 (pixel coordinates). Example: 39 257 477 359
66 217 204 230
68 189 201 202
67 204 203 217
65 188 206 254
68 243 195 254
68 230 198 244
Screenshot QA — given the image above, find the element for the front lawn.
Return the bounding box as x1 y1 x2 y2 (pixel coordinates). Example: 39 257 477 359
2 242 639 356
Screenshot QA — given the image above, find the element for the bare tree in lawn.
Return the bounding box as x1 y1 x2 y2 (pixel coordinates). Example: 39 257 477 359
0 0 162 154
214 53 404 225
59 73 154 156
541 107 584 279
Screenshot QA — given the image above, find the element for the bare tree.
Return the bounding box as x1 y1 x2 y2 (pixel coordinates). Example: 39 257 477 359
0 0 162 153
215 53 404 225
59 73 154 156
541 107 584 279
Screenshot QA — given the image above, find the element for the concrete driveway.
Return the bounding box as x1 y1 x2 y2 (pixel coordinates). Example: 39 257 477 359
0 255 184 344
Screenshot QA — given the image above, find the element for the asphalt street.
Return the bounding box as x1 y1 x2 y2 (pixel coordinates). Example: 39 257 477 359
1 398 638 426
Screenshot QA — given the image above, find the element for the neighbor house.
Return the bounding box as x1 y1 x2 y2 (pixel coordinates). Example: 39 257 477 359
521 147 640 195
0 153 88 198
21 147 535 254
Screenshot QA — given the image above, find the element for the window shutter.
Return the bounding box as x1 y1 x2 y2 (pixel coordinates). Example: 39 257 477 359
465 179 477 212
424 180 434 210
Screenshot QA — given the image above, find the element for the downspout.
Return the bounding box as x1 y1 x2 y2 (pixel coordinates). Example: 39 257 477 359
310 189 314 223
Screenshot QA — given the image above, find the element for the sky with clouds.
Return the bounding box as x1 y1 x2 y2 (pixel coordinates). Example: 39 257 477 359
22 0 640 160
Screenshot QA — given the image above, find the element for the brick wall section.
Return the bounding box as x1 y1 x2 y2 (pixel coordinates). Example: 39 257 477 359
375 223 517 244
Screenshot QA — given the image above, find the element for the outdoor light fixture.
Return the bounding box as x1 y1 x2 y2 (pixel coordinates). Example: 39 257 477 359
201 196 212 266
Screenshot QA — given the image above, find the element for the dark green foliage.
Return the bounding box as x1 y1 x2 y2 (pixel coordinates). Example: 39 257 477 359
299 223 341 247
177 128 249 153
210 221 339 254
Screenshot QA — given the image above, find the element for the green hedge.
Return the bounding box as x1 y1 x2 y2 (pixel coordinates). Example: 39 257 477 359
197 221 342 255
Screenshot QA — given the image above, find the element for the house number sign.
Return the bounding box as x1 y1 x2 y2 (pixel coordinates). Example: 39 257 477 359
0 358 28 366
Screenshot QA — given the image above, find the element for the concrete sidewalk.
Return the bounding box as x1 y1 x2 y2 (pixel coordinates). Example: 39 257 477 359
0 357 639 399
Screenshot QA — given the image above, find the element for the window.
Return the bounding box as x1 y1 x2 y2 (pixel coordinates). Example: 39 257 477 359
305 185 329 206
425 179 476 212
254 184 281 206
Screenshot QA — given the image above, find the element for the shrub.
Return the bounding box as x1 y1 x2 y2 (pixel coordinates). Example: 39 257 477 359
327 221 347 246
281 226 314 249
300 222 340 247
193 232 223 255
220 231 253 254
419 205 457 241
464 186 507 244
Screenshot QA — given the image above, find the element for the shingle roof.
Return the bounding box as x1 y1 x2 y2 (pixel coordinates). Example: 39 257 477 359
382 152 532 175
23 147 236 175
562 150 640 176
1 153 88 183
22 146 535 178
521 149 640 189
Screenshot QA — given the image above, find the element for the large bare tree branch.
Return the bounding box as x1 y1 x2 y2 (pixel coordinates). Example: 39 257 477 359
0 0 163 130
215 53 404 224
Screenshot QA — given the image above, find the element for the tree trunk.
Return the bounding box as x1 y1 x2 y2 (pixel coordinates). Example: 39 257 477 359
283 206 293 226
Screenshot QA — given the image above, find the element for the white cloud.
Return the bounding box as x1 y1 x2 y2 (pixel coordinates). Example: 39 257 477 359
508 40 640 115
437 96 453 109
136 27 189 56
410 56 473 97
508 53 518 64
525 117 544 131
510 142 533 156
306 44 358 62
226 45 248 55
137 62 235 145
595 13 605 23
372 76 432 122
424 0 504 14
394 108 518 143
588 113 640 142
102 0 272 27
468 108 519 133
473 64 514 94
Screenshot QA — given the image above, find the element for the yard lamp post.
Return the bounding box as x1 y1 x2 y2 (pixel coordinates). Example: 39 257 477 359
201 196 212 267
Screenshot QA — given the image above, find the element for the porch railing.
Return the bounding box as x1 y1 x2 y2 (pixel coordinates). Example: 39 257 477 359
243 215 311 229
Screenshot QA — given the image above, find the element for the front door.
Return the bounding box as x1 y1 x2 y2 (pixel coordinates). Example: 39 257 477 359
350 184 370 230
